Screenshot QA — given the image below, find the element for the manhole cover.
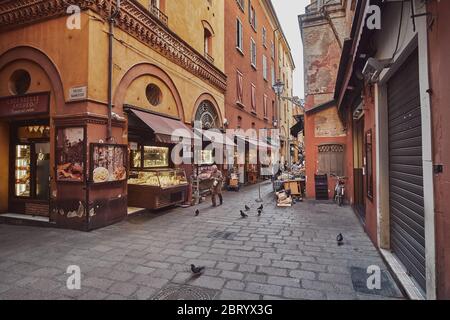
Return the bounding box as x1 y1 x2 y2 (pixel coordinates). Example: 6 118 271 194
350 266 403 298
152 284 218 300
208 230 236 240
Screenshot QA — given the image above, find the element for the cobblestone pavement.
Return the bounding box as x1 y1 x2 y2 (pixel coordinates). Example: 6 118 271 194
0 182 404 300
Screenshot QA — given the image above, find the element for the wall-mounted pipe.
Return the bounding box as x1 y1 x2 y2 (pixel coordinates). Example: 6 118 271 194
107 0 121 142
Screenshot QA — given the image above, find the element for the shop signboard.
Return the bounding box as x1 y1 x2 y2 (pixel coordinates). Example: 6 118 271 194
0 92 50 118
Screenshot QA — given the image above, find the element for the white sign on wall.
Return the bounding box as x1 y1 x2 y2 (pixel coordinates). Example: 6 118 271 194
69 86 87 100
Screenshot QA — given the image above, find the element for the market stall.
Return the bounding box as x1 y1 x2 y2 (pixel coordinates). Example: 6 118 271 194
191 130 235 203
125 107 191 210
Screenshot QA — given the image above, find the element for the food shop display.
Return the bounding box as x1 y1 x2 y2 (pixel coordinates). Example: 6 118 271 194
14 144 31 197
128 171 159 186
143 146 169 168
128 168 187 188
91 144 127 183
127 168 188 210
56 127 84 182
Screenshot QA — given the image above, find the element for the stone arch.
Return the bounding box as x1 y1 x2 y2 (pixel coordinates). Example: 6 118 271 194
114 63 185 122
0 45 65 108
192 93 223 129
201 20 215 36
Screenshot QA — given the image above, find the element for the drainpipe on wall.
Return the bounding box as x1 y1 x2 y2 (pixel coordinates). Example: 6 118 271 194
107 0 121 142
273 28 280 129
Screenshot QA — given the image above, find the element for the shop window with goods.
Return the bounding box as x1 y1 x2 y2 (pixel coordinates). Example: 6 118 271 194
125 107 191 210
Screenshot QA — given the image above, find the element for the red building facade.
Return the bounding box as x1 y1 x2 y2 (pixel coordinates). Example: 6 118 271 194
224 0 278 132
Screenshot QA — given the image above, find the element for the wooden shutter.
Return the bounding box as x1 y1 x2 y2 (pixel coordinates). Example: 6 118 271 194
263 94 268 118
237 70 243 104
251 84 256 112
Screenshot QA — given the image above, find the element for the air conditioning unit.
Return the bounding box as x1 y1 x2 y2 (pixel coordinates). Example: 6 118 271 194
362 58 392 83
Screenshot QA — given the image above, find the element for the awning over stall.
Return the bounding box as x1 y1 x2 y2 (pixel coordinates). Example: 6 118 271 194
197 129 236 147
290 115 304 137
128 108 193 144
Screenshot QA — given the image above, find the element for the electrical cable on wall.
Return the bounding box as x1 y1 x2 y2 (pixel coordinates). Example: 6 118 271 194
391 0 405 60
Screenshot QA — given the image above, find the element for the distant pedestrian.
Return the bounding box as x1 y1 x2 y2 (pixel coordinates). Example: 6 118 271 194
210 165 223 207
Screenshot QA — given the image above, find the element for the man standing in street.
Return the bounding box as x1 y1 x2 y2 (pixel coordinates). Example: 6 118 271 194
211 165 223 207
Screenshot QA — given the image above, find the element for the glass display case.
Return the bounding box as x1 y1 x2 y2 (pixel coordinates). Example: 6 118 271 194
15 144 31 197
130 148 141 168
128 168 187 188
143 146 169 168
128 168 189 210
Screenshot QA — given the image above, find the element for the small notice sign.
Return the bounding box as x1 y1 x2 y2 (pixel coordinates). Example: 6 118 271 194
69 86 87 100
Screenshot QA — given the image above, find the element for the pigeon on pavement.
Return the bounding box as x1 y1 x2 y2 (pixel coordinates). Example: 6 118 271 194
190 264 205 274
245 205 250 211
337 233 344 246
240 210 248 218
195 209 199 216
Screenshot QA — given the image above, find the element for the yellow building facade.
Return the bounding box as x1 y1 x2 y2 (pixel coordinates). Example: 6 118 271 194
0 0 226 229
276 34 295 166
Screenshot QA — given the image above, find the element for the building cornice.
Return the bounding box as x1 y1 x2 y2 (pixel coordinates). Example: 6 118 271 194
0 0 228 93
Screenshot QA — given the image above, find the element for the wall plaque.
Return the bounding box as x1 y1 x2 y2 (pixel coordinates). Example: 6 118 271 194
0 92 50 118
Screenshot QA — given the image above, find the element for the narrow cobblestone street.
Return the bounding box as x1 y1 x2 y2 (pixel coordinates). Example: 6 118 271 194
0 182 404 300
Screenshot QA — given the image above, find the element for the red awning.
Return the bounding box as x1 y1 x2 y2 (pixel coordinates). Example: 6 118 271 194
128 108 193 144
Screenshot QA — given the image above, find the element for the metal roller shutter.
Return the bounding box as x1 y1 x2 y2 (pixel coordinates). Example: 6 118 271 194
387 50 426 291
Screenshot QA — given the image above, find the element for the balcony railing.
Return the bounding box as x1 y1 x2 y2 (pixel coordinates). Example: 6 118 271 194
149 5 168 26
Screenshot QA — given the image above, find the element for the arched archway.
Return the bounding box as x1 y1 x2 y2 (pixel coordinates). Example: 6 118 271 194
0 46 65 108
192 93 223 129
114 63 185 122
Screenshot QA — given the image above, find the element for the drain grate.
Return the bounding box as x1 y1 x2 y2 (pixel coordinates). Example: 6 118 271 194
152 284 219 300
350 266 403 298
208 230 236 240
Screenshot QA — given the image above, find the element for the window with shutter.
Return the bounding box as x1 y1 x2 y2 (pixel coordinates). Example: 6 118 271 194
263 55 268 80
250 38 257 68
236 18 243 52
317 144 345 176
263 94 268 119
236 70 244 105
251 84 256 113
249 1 256 30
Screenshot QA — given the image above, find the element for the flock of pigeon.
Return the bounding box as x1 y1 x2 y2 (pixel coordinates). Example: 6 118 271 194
190 204 345 275
240 204 263 218
194 204 264 219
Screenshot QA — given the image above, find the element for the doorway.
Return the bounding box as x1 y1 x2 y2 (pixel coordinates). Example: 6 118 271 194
353 116 365 222
9 122 50 216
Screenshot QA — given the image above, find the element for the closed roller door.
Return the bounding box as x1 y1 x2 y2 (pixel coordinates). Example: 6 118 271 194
387 50 426 291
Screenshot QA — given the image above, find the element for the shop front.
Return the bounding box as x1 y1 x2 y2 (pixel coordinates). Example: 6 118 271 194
0 92 51 218
125 107 191 210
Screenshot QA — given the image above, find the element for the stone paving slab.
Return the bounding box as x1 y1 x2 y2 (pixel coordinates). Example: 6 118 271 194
0 182 404 300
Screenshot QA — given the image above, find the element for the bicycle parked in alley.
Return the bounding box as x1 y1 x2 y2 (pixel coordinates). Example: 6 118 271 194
331 174 347 206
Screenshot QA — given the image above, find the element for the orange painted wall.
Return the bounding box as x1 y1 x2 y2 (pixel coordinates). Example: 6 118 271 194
427 0 450 300
304 106 347 200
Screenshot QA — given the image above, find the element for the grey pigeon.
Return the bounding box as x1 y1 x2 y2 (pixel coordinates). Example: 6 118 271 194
337 233 344 246
195 209 199 216
191 264 205 274
257 209 262 216
257 204 263 211
240 210 248 218
245 205 250 211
